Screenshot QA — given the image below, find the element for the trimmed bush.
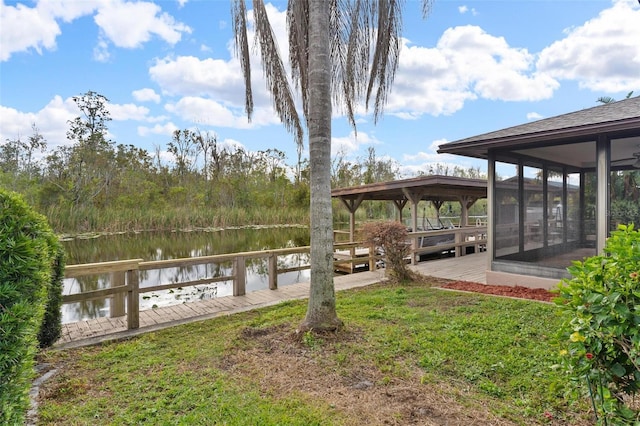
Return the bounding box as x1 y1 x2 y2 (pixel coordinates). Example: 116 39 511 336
555 224 640 424
37 234 65 348
0 189 64 425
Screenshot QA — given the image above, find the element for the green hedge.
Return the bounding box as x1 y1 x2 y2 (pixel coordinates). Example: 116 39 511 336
0 189 64 425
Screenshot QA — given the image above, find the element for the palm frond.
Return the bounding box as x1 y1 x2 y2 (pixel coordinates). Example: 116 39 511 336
287 0 310 120
231 0 303 148
231 0 253 119
332 0 431 126
421 0 433 18
252 0 304 148
597 96 616 104
234 0 434 139
366 0 403 123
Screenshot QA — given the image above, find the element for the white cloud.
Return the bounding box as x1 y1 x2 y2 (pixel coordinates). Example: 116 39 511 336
1 0 189 62
428 138 448 153
138 122 178 137
398 138 487 177
35 0 102 23
0 2 62 61
109 103 151 121
94 1 191 49
93 37 111 62
0 95 158 151
331 131 381 157
537 0 640 93
458 5 478 16
218 137 246 152
387 25 560 119
400 144 484 177
150 56 245 101
164 96 280 129
527 112 543 121
0 96 79 150
132 88 161 103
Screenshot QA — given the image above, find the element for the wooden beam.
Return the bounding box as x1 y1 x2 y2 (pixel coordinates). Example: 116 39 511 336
457 195 478 227
392 199 408 222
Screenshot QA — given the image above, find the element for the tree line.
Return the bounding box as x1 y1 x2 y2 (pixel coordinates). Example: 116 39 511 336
0 91 484 233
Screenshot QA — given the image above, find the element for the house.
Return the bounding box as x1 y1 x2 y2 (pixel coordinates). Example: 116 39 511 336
438 96 640 289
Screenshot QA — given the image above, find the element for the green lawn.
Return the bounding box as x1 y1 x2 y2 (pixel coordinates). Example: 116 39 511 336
37 281 591 425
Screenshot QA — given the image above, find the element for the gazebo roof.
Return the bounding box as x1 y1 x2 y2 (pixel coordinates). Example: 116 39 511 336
331 175 487 202
437 96 640 169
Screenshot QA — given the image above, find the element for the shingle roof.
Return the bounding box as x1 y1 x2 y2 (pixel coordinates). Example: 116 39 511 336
438 96 640 159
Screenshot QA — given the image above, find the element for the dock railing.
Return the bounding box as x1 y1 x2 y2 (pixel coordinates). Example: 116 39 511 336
408 225 487 263
61 227 485 330
62 243 377 330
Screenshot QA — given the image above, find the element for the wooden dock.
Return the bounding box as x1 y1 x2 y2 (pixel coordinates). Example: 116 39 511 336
55 252 487 350
412 251 487 284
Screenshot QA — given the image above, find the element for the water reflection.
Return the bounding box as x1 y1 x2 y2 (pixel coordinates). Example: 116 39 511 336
62 227 310 323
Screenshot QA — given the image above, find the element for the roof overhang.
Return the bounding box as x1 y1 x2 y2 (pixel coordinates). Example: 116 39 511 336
331 175 487 202
437 97 640 169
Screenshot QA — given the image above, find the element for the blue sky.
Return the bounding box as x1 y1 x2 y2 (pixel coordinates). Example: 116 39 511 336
1 0 639 177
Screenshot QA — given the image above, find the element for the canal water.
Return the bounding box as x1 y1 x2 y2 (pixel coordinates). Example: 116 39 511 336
61 226 311 323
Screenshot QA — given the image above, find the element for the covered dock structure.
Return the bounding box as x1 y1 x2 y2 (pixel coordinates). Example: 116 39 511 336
331 175 488 264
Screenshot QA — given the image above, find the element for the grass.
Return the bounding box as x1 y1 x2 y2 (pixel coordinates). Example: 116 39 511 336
36 281 590 425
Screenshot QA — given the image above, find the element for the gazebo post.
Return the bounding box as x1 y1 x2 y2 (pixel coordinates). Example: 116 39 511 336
393 199 408 224
339 194 364 242
458 195 478 227
402 188 423 265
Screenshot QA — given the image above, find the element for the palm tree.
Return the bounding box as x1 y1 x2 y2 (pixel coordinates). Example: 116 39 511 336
232 0 432 331
597 91 634 104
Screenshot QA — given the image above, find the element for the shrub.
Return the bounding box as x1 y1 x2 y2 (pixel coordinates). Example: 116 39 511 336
555 224 640 424
38 237 65 348
362 221 412 281
0 189 64 425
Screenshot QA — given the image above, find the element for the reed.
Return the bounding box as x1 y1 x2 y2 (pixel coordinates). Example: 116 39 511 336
43 205 309 234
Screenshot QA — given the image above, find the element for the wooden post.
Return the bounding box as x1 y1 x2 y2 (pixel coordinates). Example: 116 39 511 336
126 267 140 330
349 246 356 274
268 254 278 290
402 188 423 265
338 194 364 243
110 271 126 317
455 230 462 257
368 244 376 271
234 256 246 296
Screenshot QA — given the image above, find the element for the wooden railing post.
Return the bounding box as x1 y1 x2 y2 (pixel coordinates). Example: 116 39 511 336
409 235 415 265
368 244 376 271
349 246 356 273
110 271 126 317
234 256 246 296
127 266 140 330
268 254 278 290
455 230 462 257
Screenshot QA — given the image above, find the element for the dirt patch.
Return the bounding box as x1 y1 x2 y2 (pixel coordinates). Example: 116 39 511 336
227 325 519 425
440 281 556 303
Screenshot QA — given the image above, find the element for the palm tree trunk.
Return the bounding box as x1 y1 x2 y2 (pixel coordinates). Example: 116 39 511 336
299 0 342 331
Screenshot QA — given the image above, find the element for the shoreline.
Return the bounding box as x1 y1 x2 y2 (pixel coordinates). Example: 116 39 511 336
59 223 309 241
